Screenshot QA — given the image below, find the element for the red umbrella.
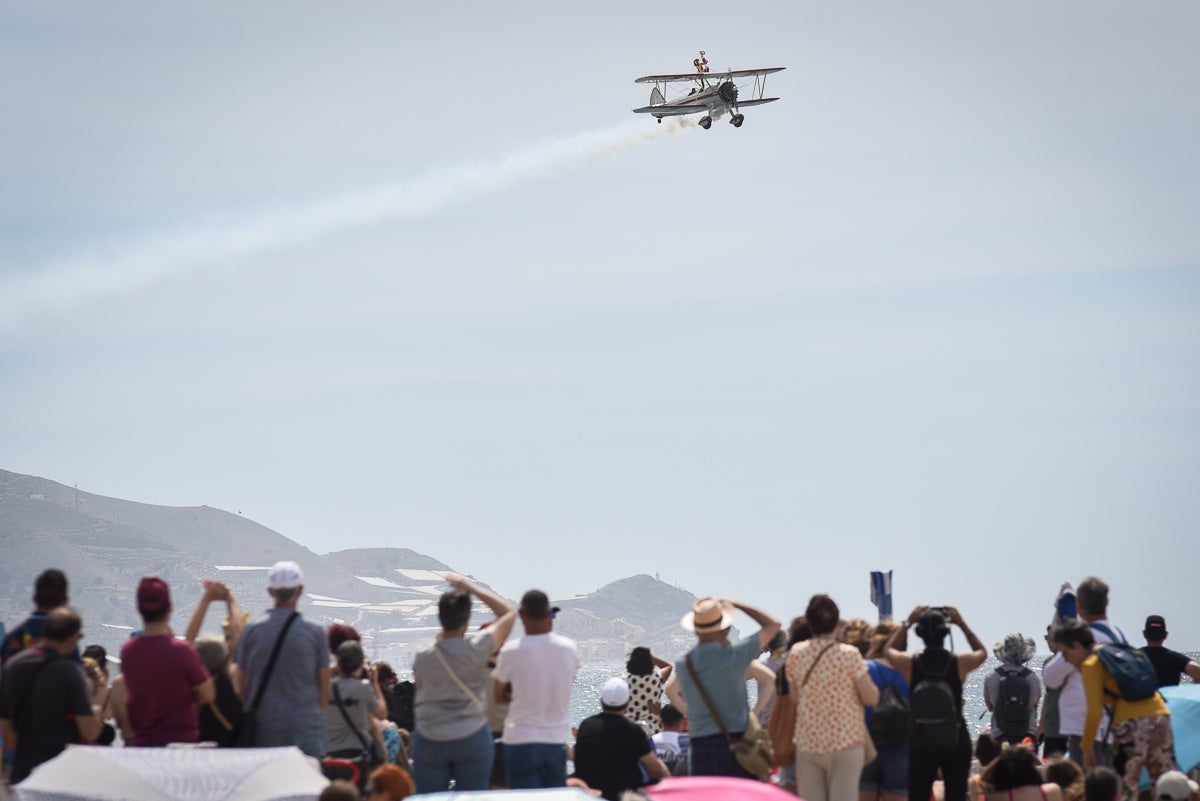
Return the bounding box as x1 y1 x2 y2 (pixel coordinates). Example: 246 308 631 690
644 776 798 800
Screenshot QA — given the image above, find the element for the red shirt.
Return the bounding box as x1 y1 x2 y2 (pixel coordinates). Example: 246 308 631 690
120 635 210 746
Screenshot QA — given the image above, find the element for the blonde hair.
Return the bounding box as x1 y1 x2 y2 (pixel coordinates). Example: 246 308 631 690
865 622 899 659
81 656 106 690
843 617 871 655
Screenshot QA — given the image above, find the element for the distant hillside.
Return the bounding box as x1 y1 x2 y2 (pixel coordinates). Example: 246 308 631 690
554 574 697 661
0 468 700 665
323 547 451 575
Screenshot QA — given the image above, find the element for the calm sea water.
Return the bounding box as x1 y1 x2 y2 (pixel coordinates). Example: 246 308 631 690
568 659 996 736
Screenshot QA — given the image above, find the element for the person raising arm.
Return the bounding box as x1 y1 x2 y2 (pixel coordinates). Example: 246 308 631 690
885 605 987 684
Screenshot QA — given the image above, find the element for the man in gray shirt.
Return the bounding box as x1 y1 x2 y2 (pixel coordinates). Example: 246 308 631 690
234 560 330 757
984 632 1042 746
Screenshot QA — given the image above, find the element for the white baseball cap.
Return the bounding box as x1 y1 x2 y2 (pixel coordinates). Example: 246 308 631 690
1156 771 1199 801
601 677 631 707
267 560 304 590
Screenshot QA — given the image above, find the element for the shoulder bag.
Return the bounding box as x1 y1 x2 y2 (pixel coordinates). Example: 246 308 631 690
432 642 486 712
767 642 834 767
230 611 298 747
685 651 773 780
328 679 383 787
766 662 796 767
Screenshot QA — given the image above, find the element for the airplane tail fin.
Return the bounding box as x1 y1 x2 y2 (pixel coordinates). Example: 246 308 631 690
650 87 665 106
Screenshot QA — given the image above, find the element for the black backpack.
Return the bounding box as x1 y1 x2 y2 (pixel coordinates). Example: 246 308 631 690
386 680 415 732
993 666 1032 742
869 681 910 746
909 652 960 752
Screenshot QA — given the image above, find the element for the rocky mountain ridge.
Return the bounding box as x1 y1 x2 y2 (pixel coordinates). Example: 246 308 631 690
0 468 696 665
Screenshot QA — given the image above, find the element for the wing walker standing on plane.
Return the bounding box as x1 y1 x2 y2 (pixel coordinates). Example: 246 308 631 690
633 51 785 129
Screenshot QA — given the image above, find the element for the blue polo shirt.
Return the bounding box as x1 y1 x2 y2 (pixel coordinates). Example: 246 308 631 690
234 608 328 732
673 635 761 738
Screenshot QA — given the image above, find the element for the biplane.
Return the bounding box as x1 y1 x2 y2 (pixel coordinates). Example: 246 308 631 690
633 51 785 129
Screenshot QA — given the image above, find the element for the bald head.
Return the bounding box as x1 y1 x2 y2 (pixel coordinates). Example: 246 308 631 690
43 606 83 650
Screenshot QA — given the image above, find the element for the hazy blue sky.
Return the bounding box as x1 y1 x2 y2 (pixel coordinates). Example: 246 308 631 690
3 3 1198 647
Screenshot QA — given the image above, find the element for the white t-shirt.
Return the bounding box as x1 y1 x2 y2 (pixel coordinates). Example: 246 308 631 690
652 730 682 763
492 632 579 745
1042 653 1085 736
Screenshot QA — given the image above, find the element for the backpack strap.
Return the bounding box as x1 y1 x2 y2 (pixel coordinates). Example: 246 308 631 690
246 612 299 714
1091 622 1127 646
331 679 378 759
914 649 952 682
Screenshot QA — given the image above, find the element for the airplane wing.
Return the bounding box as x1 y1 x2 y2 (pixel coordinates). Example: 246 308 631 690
732 97 780 107
634 72 710 84
723 67 786 79
634 67 785 83
631 104 709 115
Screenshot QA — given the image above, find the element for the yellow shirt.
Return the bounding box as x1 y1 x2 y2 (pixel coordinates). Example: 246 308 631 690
1079 652 1169 750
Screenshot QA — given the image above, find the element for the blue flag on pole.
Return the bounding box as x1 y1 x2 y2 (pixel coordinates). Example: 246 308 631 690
870 571 893 622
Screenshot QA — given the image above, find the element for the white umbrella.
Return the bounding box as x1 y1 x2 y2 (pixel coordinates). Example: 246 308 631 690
14 746 328 801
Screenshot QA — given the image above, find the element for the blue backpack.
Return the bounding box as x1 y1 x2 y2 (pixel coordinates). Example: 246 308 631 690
1091 623 1159 703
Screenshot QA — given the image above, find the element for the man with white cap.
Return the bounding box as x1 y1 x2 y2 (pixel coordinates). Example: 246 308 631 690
667 596 780 778
233 560 330 756
572 677 669 801
1156 771 1200 801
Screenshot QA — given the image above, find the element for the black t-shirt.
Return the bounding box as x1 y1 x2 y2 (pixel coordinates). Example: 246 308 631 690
0 647 94 783
199 670 243 746
573 712 653 801
1140 645 1191 687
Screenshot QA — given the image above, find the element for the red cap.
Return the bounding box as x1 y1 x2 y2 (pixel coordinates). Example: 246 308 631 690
137 576 170 610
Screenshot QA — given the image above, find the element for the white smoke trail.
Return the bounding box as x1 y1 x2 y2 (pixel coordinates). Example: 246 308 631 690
0 117 692 327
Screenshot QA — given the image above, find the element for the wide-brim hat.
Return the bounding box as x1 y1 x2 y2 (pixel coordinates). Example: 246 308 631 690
993 632 1036 665
681 596 736 633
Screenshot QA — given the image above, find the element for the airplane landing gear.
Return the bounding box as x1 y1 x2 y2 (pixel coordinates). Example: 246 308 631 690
699 116 712 130
730 114 745 127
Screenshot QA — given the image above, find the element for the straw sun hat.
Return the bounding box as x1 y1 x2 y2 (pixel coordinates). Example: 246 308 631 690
680 596 736 633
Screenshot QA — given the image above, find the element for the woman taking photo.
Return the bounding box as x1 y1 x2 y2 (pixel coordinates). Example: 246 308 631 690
885 606 988 801
786 594 880 801
410 572 515 794
326 640 388 774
